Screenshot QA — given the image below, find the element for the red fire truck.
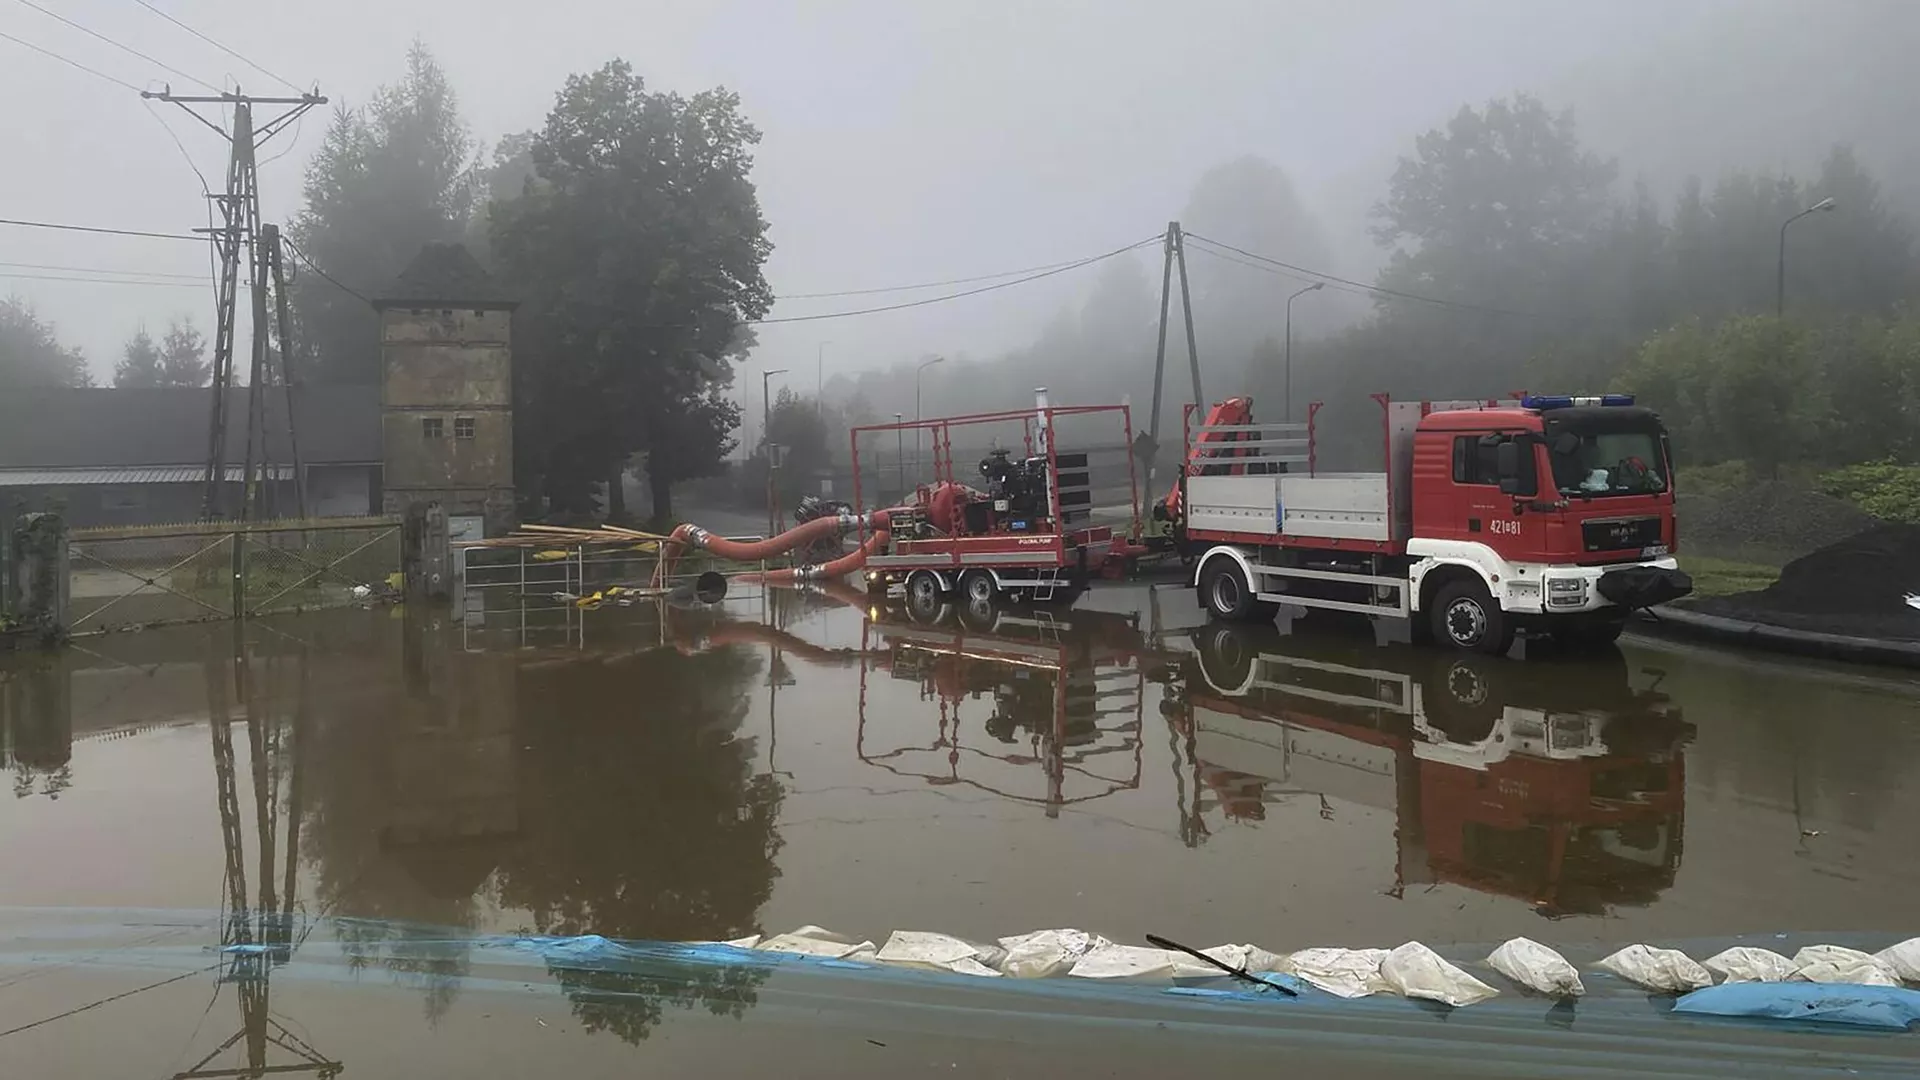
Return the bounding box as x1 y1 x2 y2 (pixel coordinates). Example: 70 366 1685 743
1175 393 1693 653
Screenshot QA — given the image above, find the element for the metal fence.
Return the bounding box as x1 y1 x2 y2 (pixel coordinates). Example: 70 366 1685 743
66 517 403 635
453 536 768 651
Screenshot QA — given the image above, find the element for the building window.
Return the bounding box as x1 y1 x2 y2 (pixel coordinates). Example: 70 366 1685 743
454 416 476 439
421 416 444 439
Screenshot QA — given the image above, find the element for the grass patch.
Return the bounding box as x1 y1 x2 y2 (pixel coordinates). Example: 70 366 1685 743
1680 555 1781 598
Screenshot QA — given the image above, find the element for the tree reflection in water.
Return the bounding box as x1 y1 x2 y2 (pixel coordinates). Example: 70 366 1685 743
301 612 781 1043
501 642 781 1043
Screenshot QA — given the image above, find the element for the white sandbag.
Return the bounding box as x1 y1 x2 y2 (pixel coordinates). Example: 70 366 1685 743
1595 944 1712 993
1875 938 1920 984
1791 945 1898 986
723 934 762 949
875 931 1002 977
996 929 1110 979
1069 943 1179 979
1280 947 1392 999
756 925 878 961
1487 937 1584 998
1379 942 1498 1007
1204 943 1287 975
1701 946 1795 984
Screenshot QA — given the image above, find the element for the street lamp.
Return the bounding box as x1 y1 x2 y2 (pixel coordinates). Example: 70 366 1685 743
761 367 787 538
816 341 831 417
914 356 945 484
894 412 905 500
1777 196 1836 316
1284 282 1324 422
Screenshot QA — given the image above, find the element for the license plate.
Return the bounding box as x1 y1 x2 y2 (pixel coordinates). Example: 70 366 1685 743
1642 544 1669 557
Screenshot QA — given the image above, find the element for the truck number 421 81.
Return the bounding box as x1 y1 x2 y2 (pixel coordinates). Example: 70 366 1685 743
1489 518 1523 536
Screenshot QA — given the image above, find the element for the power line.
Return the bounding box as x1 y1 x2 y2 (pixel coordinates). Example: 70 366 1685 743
279 234 371 305
780 252 1126 299
0 270 206 287
0 260 206 279
752 236 1159 325
130 0 303 94
11 0 220 93
1183 231 1551 321
1183 242 1328 288
0 28 142 91
0 217 207 241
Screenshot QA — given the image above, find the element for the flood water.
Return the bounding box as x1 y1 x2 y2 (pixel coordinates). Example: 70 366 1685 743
2 584 1917 1077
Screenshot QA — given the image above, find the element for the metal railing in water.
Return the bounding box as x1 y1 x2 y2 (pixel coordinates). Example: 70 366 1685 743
452 535 770 651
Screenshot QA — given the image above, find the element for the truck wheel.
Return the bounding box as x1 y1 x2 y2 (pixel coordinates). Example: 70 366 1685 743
905 570 944 619
1430 577 1514 656
961 569 998 606
1552 612 1627 650
1201 560 1276 623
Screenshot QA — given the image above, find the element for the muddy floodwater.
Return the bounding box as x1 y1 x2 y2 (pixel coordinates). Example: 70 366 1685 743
2 584 1917 1077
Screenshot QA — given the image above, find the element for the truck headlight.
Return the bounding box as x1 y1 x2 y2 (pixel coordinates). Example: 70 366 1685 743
1548 579 1585 593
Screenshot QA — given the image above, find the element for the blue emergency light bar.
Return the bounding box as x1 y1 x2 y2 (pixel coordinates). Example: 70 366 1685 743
1520 393 1636 410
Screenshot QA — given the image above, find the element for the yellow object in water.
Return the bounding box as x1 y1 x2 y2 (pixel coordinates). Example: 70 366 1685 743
531 549 570 562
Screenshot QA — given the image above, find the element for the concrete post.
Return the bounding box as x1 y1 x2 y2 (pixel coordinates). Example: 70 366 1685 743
5 512 69 646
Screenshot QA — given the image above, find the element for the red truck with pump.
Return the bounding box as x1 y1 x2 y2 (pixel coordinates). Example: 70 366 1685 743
1175 393 1692 653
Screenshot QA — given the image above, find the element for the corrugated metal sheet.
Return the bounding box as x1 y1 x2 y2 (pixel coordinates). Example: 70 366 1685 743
0 466 294 487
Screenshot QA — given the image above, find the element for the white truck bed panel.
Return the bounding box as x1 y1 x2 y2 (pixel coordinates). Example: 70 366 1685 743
1186 475 1279 534
1279 474 1392 542
1186 473 1393 542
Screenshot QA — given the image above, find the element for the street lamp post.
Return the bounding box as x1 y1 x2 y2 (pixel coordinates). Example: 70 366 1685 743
1777 196 1836 316
893 413 905 501
1284 282 1324 422
914 356 945 485
762 367 787 538
816 341 831 417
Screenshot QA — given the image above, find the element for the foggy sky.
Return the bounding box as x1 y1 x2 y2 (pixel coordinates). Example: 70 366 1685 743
4 0 1915 387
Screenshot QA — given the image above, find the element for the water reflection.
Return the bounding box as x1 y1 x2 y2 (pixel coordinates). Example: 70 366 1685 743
0 651 70 799
1176 621 1692 917
855 602 1147 816
292 610 781 1043
181 629 341 1079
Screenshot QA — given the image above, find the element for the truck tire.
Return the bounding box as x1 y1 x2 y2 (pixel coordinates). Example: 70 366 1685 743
1552 612 1627 650
905 570 944 620
960 569 998 606
1201 560 1277 624
1430 577 1514 656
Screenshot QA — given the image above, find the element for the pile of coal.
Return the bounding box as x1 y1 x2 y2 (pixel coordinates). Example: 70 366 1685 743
1757 523 1920 616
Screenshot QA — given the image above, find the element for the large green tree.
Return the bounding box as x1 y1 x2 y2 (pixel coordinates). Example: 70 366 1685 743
491 60 772 521
158 318 209 387
291 41 480 384
112 328 163 388
0 298 89 388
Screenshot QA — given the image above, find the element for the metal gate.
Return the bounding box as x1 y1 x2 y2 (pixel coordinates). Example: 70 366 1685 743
66 517 403 634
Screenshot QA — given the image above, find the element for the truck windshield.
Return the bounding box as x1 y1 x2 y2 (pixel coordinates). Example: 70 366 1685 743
1546 430 1668 497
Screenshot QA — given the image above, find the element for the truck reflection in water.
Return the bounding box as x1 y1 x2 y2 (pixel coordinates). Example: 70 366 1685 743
1177 621 1693 917
855 596 1148 817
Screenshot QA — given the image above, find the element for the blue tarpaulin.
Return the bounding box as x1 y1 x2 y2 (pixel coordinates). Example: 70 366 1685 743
1672 983 1920 1031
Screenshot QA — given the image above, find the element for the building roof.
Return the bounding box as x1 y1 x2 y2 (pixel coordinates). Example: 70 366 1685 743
0 384 379 470
372 242 517 309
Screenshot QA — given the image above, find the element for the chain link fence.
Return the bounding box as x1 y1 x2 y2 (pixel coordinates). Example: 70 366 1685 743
66 517 402 634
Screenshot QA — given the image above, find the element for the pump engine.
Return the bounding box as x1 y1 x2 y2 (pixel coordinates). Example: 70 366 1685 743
978 449 1049 520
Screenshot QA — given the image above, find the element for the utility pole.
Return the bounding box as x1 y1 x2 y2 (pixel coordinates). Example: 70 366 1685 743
265 225 307 519
1145 221 1202 494
145 88 325 523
